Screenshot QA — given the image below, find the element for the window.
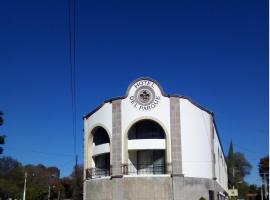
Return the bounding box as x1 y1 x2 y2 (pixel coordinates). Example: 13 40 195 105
209 190 214 200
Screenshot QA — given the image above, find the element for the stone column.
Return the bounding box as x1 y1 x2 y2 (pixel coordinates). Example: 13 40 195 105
170 97 183 176
111 100 122 177
170 97 184 200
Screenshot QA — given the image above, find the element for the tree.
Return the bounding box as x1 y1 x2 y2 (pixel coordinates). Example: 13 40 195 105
61 177 73 199
0 156 24 199
247 184 262 200
226 141 252 199
24 164 62 200
71 164 83 200
0 156 69 199
0 156 22 177
0 111 5 154
259 155 269 199
227 141 235 188
234 152 252 183
0 112 3 125
227 141 252 187
259 155 269 183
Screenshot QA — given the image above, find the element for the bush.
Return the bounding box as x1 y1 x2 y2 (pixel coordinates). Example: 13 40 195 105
199 197 206 200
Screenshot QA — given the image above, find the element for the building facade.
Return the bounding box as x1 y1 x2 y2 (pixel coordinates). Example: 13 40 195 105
83 77 228 200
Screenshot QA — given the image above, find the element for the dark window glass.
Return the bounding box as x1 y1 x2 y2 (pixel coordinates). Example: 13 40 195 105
93 127 110 145
128 120 165 139
135 150 165 174
209 190 214 200
94 153 110 170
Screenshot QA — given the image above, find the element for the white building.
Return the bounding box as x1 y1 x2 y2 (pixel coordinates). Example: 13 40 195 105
83 77 228 200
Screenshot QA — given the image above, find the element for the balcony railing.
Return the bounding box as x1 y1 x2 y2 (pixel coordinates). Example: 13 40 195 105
122 163 171 175
86 167 111 179
86 163 172 179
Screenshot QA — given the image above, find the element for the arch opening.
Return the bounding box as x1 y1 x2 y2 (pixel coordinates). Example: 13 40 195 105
93 127 110 145
125 119 167 175
128 120 165 140
87 126 110 179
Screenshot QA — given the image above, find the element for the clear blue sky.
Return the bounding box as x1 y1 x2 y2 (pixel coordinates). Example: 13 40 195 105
0 0 268 185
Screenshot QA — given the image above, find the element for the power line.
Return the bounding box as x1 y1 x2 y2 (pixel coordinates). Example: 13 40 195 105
68 0 77 160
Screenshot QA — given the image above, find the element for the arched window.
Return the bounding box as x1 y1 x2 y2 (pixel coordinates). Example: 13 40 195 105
88 127 110 179
126 120 167 175
128 120 165 140
92 127 110 145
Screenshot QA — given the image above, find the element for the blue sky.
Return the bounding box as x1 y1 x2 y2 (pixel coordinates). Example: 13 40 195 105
0 0 268 185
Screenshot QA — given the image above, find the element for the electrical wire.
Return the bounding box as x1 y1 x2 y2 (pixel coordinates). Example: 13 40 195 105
68 0 77 161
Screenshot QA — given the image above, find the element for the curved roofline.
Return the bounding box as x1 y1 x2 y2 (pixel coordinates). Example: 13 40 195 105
83 94 213 119
125 76 166 97
83 77 214 119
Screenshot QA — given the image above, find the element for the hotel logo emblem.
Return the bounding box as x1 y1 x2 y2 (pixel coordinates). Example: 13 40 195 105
129 80 160 111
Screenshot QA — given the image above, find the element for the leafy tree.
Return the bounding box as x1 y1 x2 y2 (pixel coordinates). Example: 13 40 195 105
26 185 47 200
71 164 83 200
0 111 5 154
0 179 22 199
259 155 269 200
0 155 84 199
61 177 73 199
25 164 62 200
259 156 269 183
0 156 22 177
234 152 252 183
247 184 262 200
226 141 252 199
0 156 65 200
227 141 252 188
0 156 24 199
0 111 3 125
236 181 249 199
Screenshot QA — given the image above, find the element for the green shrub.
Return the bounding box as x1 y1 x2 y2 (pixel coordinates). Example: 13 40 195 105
199 197 206 200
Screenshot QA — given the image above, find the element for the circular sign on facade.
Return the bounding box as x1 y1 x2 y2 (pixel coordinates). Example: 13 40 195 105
129 80 161 111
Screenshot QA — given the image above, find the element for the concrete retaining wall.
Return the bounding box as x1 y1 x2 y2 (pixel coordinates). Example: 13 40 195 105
84 176 227 200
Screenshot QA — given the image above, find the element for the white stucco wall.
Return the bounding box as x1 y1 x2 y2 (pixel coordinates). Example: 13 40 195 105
180 98 212 179
84 103 112 137
84 102 112 168
92 143 110 156
214 127 228 190
128 139 166 150
121 81 171 163
214 128 220 184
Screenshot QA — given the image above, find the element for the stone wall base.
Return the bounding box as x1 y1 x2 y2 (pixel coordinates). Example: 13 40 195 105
84 176 227 200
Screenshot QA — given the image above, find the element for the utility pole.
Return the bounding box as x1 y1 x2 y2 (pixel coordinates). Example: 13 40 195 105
263 173 268 199
232 167 235 189
23 172 27 200
75 154 78 172
74 154 78 200
48 185 51 200
261 183 263 200
57 190 61 200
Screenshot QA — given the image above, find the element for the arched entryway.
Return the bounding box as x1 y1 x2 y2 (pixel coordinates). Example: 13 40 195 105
124 119 168 175
87 126 110 179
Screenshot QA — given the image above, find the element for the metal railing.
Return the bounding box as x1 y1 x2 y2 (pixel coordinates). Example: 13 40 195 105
122 163 171 175
86 167 111 179
86 163 172 179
